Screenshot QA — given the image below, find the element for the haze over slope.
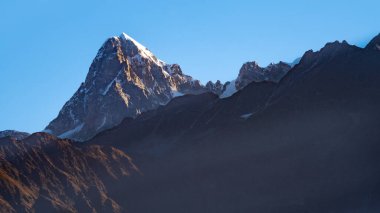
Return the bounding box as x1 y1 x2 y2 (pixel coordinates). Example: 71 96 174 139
89 36 380 212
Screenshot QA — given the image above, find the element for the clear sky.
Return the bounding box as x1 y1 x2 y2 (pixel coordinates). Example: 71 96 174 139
1 0 380 133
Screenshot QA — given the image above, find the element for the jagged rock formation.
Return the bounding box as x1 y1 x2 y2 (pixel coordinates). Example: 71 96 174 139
235 61 291 90
220 61 291 98
205 80 225 95
45 33 208 141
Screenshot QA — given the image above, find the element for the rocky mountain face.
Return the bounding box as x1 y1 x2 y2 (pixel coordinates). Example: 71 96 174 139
45 33 209 141
0 130 30 140
0 133 140 213
2 35 380 212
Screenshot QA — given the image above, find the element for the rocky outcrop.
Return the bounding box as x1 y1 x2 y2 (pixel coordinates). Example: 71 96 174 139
219 61 291 98
235 61 291 90
205 80 225 95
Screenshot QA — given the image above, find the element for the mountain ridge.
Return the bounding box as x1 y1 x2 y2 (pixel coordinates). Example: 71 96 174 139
44 33 293 141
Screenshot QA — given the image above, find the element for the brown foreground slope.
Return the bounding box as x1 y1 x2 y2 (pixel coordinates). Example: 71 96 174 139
0 133 140 213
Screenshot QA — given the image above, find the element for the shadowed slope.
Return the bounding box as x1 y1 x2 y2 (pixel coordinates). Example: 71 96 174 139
89 40 380 212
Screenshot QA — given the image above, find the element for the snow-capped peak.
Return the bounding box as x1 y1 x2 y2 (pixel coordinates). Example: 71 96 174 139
118 32 166 66
45 33 210 141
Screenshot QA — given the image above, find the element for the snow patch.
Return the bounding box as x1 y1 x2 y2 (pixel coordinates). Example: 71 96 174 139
102 69 124 95
42 129 53 134
172 91 184 98
103 79 115 95
96 117 107 131
220 80 237 98
58 123 84 139
240 113 253 120
287 57 301 67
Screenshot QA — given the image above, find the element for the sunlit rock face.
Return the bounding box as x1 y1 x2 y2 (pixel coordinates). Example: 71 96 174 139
0 133 139 212
45 33 208 141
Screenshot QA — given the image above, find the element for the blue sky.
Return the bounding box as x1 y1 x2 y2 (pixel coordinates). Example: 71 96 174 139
1 0 380 133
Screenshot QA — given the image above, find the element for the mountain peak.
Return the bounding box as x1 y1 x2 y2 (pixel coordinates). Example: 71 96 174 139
45 33 210 141
117 32 165 65
119 32 148 52
119 32 137 41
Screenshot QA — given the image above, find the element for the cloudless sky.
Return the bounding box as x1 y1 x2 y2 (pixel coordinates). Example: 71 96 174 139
1 0 380 133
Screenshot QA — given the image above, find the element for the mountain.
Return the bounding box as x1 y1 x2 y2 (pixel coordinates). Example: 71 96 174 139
0 130 30 140
44 33 292 141
0 133 140 212
4 34 377 212
45 33 209 141
86 37 380 212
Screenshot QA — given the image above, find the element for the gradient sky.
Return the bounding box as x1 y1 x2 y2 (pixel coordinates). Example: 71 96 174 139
1 0 380 133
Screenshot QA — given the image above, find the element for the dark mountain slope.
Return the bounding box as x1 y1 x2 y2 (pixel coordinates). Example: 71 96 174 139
89 40 380 212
